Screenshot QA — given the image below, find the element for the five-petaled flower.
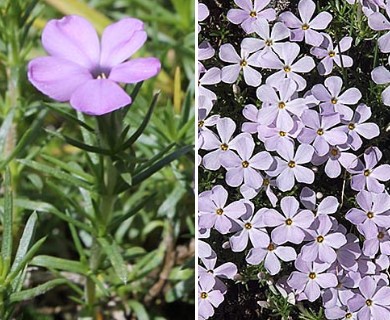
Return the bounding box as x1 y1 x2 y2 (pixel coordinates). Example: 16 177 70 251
28 15 161 115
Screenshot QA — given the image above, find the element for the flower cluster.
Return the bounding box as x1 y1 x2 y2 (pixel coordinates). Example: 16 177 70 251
198 0 390 319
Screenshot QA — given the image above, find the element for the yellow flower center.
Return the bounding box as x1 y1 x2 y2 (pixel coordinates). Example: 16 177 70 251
309 272 316 279
348 123 355 130
378 232 385 239
366 299 372 306
220 143 228 151
329 50 336 57
367 211 374 219
198 120 204 128
265 39 273 46
331 148 338 156
345 313 352 318
302 23 310 30
283 66 291 73
240 59 248 67
216 208 224 215
267 243 275 251
288 161 296 168
364 169 371 177
245 222 252 230
200 292 208 299
207 269 214 274
242 161 249 168
263 178 270 186
331 98 338 104
278 101 286 109
250 11 257 17
279 131 286 137
285 218 293 225
317 128 324 135
316 235 324 243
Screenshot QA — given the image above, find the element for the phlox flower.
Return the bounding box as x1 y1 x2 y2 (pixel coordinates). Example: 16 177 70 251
347 276 390 320
335 233 362 272
226 0 276 34
311 76 362 121
28 16 161 116
229 206 270 252
219 42 262 86
220 135 274 189
198 96 219 149
257 78 308 131
198 185 247 234
346 190 390 236
311 35 353 76
301 215 347 264
361 227 390 257
242 104 262 134
279 0 332 46
311 145 358 178
349 147 390 193
199 255 237 293
198 3 209 33
298 110 347 156
368 5 390 53
201 117 249 171
371 65 390 106
246 241 297 275
199 41 215 62
259 42 315 91
339 104 380 151
261 196 315 244
287 257 337 302
198 276 224 320
239 174 278 207
268 143 315 192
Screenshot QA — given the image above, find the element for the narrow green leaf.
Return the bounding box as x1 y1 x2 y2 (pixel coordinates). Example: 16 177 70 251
30 255 88 275
77 111 99 165
1 167 13 269
98 238 128 284
128 247 164 281
133 143 175 175
0 109 47 170
118 92 160 151
128 300 150 320
10 212 38 273
131 145 193 186
9 278 68 303
18 159 94 191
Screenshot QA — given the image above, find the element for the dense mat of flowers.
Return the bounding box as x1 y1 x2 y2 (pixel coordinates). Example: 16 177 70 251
198 0 390 319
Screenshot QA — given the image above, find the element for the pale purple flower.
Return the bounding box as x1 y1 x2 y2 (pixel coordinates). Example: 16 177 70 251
229 207 270 252
199 41 215 62
201 117 249 170
347 276 390 320
198 67 221 101
336 233 362 272
279 0 332 46
198 96 219 149
198 277 224 320
362 227 390 257
301 215 347 264
227 0 276 34
311 76 362 120
239 174 278 207
257 78 308 131
371 66 390 106
220 135 274 189
198 3 209 33
368 6 390 53
311 145 358 178
219 42 262 86
198 185 247 234
260 42 315 91
349 147 390 193
311 35 353 75
339 104 380 151
246 241 297 275
242 104 261 134
28 15 161 115
287 257 337 302
346 190 390 236
261 196 315 244
298 110 347 156
268 143 315 192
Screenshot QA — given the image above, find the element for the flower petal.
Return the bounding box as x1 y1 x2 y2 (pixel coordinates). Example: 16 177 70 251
42 15 100 70
109 58 160 84
70 79 131 115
